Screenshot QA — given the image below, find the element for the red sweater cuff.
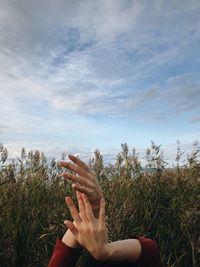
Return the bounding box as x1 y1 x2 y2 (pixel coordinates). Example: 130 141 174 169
137 236 162 267
48 238 82 267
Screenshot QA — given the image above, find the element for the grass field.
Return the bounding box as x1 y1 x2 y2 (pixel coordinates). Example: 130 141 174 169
0 142 199 267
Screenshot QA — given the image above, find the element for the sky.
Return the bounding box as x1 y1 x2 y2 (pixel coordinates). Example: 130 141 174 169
0 0 200 164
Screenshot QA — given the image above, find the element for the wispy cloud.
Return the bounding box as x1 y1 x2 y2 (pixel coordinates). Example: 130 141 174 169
189 116 200 124
0 0 200 158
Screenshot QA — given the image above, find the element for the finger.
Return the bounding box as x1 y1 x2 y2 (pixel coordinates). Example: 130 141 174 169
60 161 89 178
76 191 87 221
99 198 106 224
82 193 95 221
62 172 93 188
64 220 78 237
68 155 91 173
72 183 93 196
65 197 81 224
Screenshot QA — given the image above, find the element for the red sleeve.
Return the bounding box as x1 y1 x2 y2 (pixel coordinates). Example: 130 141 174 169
48 238 82 267
136 236 162 267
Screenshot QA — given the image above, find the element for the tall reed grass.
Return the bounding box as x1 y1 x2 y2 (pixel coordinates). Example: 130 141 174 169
0 142 199 267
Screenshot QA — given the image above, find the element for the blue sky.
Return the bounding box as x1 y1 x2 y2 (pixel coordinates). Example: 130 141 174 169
0 0 200 164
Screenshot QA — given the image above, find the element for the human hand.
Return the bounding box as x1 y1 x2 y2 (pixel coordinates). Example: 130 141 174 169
64 191 109 260
60 155 103 217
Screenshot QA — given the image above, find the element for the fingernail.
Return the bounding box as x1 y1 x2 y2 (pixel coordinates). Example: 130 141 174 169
65 196 71 203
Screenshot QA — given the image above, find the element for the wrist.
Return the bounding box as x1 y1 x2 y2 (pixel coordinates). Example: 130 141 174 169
92 243 112 261
62 229 81 249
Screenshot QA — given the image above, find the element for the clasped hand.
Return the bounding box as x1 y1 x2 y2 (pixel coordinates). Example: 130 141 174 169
60 155 103 218
64 191 109 261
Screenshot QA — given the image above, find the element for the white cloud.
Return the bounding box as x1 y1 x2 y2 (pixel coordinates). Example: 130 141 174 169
0 0 200 160
1 0 200 118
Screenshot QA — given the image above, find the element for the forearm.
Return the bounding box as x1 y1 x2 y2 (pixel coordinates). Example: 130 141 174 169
99 239 141 262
